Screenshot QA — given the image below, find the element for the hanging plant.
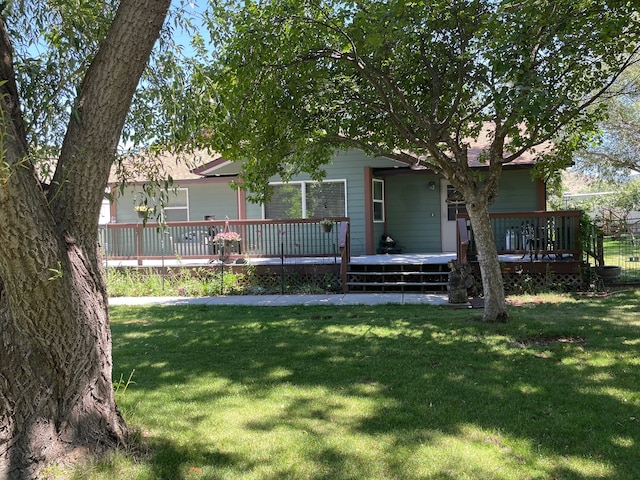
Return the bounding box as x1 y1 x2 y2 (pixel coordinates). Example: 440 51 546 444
134 205 154 218
213 231 241 242
320 218 333 232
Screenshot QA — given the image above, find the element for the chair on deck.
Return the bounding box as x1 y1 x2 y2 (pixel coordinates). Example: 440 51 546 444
520 221 549 261
377 233 402 254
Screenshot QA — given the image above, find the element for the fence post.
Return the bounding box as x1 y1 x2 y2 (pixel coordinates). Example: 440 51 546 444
136 223 144 266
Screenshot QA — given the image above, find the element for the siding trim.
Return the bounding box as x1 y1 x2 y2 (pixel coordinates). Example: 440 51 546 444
364 167 374 254
536 178 546 210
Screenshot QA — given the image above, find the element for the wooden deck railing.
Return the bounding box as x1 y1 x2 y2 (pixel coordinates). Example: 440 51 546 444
456 210 582 261
338 221 351 293
98 217 349 265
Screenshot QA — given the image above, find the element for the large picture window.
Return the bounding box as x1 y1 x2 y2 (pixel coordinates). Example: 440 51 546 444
264 181 346 219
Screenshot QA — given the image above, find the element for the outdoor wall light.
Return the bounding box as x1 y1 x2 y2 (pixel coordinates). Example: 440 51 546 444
428 181 436 190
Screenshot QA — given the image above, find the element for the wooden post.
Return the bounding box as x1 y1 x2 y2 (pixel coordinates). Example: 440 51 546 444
339 221 350 293
136 223 143 266
456 217 469 264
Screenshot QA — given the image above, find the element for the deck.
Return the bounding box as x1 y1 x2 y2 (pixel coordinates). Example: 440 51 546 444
103 252 583 294
100 211 584 293
103 251 581 268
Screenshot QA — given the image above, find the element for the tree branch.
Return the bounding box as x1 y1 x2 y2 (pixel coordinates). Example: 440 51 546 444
49 0 171 247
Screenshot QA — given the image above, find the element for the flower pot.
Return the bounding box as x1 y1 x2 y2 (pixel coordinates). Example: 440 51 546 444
595 265 621 285
321 224 333 233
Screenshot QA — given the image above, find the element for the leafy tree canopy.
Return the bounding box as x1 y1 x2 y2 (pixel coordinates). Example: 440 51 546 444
570 61 640 181
6 0 206 182
191 0 640 322
198 0 640 200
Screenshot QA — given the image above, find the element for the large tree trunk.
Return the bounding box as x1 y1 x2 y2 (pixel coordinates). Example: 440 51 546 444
0 1 170 478
463 190 509 322
437 139 509 322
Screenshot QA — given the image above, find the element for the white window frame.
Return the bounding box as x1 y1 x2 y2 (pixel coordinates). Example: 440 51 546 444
262 180 348 219
163 188 189 221
372 178 385 223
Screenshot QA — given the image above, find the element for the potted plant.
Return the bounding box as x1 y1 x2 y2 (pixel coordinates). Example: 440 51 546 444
134 205 153 218
213 231 241 262
320 218 334 233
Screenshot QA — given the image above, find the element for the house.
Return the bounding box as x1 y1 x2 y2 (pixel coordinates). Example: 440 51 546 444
103 146 589 293
108 148 547 257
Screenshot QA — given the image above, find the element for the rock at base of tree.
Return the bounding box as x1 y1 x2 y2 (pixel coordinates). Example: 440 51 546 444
447 260 477 304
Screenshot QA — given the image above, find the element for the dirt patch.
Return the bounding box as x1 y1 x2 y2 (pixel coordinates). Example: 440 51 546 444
507 298 548 307
511 336 587 349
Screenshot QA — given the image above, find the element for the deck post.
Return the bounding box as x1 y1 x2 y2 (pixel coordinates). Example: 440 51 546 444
339 221 350 293
456 217 469 264
136 223 143 266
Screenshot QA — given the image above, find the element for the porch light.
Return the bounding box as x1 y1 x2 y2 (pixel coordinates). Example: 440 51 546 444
428 181 436 190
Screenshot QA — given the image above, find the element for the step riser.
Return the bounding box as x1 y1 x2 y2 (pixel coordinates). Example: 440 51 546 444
346 263 451 293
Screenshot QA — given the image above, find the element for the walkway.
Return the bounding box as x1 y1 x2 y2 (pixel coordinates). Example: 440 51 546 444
108 293 452 307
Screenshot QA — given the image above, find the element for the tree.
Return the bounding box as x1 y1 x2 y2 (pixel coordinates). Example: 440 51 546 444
202 0 640 321
572 62 640 181
0 0 171 477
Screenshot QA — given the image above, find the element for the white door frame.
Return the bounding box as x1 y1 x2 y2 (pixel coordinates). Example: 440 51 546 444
440 180 466 252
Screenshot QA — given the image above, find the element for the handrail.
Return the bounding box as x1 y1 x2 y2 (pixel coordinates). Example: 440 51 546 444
98 217 349 265
456 210 582 261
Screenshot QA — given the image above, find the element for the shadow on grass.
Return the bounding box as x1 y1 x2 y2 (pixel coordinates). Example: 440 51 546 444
110 290 640 479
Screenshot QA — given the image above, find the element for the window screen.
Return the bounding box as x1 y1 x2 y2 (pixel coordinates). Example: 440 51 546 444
373 179 384 222
164 188 189 221
264 181 346 219
264 184 303 219
305 182 345 218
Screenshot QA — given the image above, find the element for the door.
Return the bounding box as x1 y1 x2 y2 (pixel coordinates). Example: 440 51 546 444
440 181 467 252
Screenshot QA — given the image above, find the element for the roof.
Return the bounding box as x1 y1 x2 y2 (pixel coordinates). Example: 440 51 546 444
191 155 235 176
469 124 552 165
109 150 225 184
113 130 549 183
394 127 551 171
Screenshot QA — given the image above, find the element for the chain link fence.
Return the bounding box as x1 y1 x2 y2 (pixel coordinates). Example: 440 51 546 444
601 217 640 283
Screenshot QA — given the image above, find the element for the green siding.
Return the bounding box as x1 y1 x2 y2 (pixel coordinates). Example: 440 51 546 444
244 149 403 256
115 180 239 223
186 182 239 221
113 151 541 257
116 189 152 223
385 175 442 253
245 201 263 219
490 170 540 213
382 169 539 253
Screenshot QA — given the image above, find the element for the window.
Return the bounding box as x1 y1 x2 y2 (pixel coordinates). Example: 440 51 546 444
373 179 384 222
305 182 345 218
264 184 302 219
446 185 467 221
163 188 189 221
264 181 346 219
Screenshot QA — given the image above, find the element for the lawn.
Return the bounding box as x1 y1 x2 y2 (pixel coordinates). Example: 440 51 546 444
602 236 640 281
48 291 640 479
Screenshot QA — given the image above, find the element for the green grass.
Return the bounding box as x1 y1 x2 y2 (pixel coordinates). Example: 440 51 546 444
104 266 337 297
602 236 640 281
47 291 640 479
105 268 247 297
